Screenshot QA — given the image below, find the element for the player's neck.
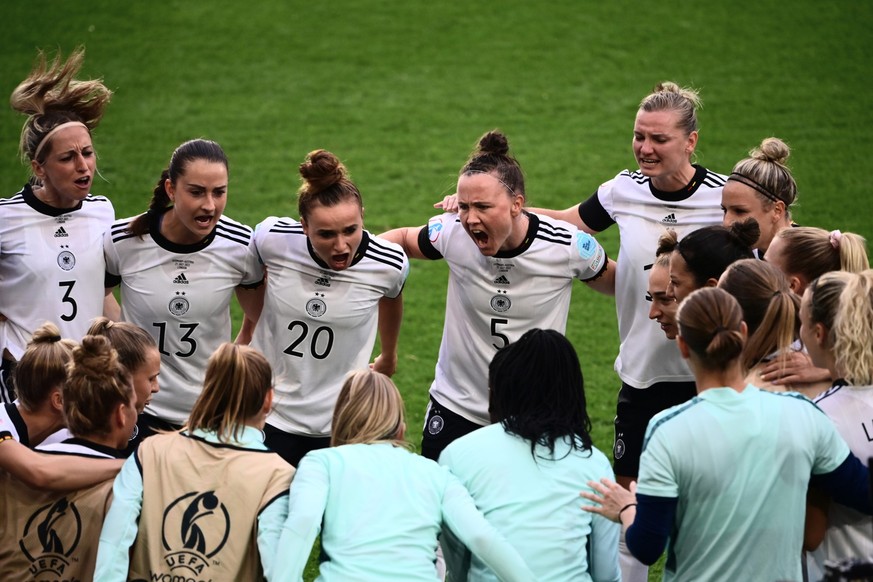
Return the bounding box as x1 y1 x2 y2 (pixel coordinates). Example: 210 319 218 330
18 404 65 447
692 361 747 394
503 211 530 251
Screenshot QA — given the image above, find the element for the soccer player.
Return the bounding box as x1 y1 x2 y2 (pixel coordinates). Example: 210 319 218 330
718 259 830 398
86 317 161 453
274 369 537 582
0 323 75 446
1 48 114 403
240 149 408 467
439 329 620 581
647 231 679 340
801 270 873 579
94 343 294 582
721 137 799 258
103 139 263 438
582 287 873 582
1 335 135 581
524 85 724 563
382 130 612 461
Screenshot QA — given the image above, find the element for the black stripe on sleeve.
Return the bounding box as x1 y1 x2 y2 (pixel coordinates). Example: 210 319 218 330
417 226 443 260
578 192 614 232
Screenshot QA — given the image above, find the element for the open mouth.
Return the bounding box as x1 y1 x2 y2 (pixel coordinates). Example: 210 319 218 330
194 215 213 227
331 253 350 268
471 230 489 247
74 176 91 188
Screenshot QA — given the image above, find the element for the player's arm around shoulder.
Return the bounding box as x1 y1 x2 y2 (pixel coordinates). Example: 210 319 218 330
571 228 615 296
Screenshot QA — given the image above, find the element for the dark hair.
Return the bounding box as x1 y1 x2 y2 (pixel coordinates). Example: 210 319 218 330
10 47 111 165
676 220 758 287
677 287 746 370
127 139 228 237
488 328 592 459
460 130 525 198
297 149 363 221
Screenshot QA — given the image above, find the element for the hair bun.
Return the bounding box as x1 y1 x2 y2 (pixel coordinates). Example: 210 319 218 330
476 131 510 157
751 137 790 165
729 218 761 248
30 321 62 344
72 335 118 382
299 149 347 192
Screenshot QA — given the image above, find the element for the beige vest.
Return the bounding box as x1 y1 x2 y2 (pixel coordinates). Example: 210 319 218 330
0 470 113 581
129 432 294 582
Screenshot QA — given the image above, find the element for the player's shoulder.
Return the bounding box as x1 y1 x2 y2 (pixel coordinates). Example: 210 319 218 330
215 215 254 246
107 215 142 245
364 231 408 272
530 212 577 246
699 167 728 188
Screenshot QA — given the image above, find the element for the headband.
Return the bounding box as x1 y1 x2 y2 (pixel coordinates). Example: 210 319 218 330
727 172 783 205
33 121 89 161
463 170 518 196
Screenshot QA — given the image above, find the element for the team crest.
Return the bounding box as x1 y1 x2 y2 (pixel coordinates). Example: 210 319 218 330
306 297 327 318
168 294 190 316
613 438 626 459
160 491 230 576
490 294 511 313
57 250 76 271
427 415 445 435
19 497 82 577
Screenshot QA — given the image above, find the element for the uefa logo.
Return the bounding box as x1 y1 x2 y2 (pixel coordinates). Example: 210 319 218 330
160 491 230 576
19 498 82 577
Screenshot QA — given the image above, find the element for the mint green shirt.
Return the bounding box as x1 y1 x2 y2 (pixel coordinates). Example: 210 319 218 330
637 385 849 582
274 442 536 582
439 424 620 582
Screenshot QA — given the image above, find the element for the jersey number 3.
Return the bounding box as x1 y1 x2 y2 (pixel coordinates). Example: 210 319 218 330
59 280 78 322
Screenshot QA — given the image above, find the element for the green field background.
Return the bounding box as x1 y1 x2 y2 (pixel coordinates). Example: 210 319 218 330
2 2 872 579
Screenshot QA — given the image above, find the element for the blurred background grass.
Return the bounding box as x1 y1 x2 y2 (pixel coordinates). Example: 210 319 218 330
2 1 871 579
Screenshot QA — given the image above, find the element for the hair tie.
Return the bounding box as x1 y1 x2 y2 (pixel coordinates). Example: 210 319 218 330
829 229 842 249
49 334 62 343
713 325 726 334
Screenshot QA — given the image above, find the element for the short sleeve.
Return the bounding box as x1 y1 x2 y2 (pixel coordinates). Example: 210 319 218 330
578 191 615 232
103 227 121 278
636 425 680 498
810 403 852 475
571 231 608 282
417 214 459 260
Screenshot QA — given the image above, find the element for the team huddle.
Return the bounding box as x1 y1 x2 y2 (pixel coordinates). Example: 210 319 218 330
0 48 871 582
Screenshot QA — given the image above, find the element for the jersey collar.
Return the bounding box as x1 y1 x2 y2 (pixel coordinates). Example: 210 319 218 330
649 164 709 203
21 183 84 217
306 231 371 270
4 403 29 446
149 206 218 254
492 211 538 259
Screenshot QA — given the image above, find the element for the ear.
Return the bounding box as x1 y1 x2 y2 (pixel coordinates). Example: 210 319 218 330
261 388 274 417
31 158 45 180
790 274 806 295
686 130 699 154
114 402 128 429
360 206 365 220
165 178 175 202
813 322 829 348
300 217 309 236
704 277 719 288
394 421 406 441
739 321 749 342
50 388 64 413
771 200 787 223
510 193 525 217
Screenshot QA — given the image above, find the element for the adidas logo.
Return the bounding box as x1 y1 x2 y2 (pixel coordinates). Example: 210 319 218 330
661 213 678 225
493 275 510 285
173 273 189 285
315 277 331 287
54 227 69 238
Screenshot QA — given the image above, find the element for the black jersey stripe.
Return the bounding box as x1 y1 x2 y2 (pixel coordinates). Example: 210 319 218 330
216 230 251 246
702 172 727 187
364 250 405 271
0 196 27 206
368 238 405 261
111 231 142 244
534 233 572 246
83 195 110 203
537 222 573 240
217 219 253 239
269 225 305 234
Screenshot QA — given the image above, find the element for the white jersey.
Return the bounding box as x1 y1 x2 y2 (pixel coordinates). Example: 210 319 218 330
808 382 873 579
252 217 408 436
0 184 114 359
587 165 724 387
37 437 118 458
0 403 28 444
104 210 263 424
420 211 607 425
